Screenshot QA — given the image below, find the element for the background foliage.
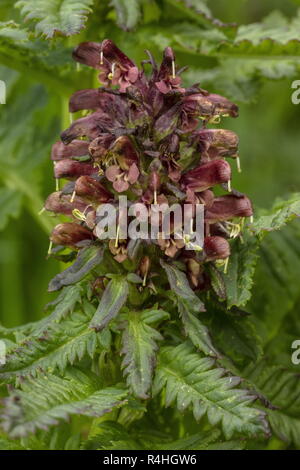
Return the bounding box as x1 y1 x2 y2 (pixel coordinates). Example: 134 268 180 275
0 0 300 450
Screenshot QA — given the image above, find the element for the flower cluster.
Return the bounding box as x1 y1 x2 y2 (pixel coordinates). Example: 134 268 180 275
45 39 253 291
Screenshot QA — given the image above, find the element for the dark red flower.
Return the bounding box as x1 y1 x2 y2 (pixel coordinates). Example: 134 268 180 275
51 140 90 161
181 159 231 192
203 236 230 261
54 159 96 179
44 191 88 215
205 195 253 222
50 223 93 246
74 175 112 203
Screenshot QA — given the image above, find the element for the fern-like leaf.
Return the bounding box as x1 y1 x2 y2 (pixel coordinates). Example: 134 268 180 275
160 261 218 356
153 343 269 439
1 368 127 438
16 0 94 38
120 309 168 399
0 308 110 384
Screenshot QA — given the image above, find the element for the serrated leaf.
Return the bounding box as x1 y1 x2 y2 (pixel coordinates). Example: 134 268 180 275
251 193 300 239
111 0 142 31
245 361 300 447
89 276 129 331
1 368 127 438
153 343 269 439
160 261 217 356
48 245 103 292
120 310 164 399
0 309 110 383
0 22 75 92
16 0 94 38
222 235 259 308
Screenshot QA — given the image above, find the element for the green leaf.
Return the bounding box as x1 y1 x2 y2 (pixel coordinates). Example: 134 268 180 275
251 193 300 239
16 0 94 38
83 421 142 450
48 245 103 292
153 343 269 439
1 368 127 438
111 0 142 30
160 260 218 356
0 22 75 92
222 235 259 308
89 276 129 331
245 361 300 447
0 188 22 230
120 310 164 399
0 308 111 383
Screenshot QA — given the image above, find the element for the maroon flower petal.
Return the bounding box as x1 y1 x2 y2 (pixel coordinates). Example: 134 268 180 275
60 111 113 144
74 175 112 203
51 140 90 161
44 191 88 215
54 159 96 179
205 195 253 222
89 134 115 160
72 42 102 69
127 163 139 184
181 159 231 192
50 223 93 246
113 178 129 193
69 89 101 113
101 39 136 69
204 236 230 261
105 165 122 182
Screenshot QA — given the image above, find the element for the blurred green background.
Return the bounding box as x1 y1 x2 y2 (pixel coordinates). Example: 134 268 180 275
0 0 300 326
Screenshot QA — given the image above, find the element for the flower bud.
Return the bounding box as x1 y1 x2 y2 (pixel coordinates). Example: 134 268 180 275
44 191 88 215
50 223 93 246
54 159 96 179
60 111 112 144
205 195 253 222
74 176 112 203
51 140 90 161
181 159 231 192
72 41 102 69
69 89 101 113
204 236 230 261
89 134 115 160
192 129 239 161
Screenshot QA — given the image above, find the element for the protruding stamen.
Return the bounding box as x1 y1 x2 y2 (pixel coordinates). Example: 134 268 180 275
72 209 86 221
76 63 81 72
236 156 241 173
224 257 229 274
55 179 59 191
38 207 46 215
115 224 120 248
154 189 157 205
70 190 76 203
227 180 232 192
142 273 147 287
100 50 103 65
249 215 254 224
172 60 176 79
108 62 116 81
47 240 53 255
